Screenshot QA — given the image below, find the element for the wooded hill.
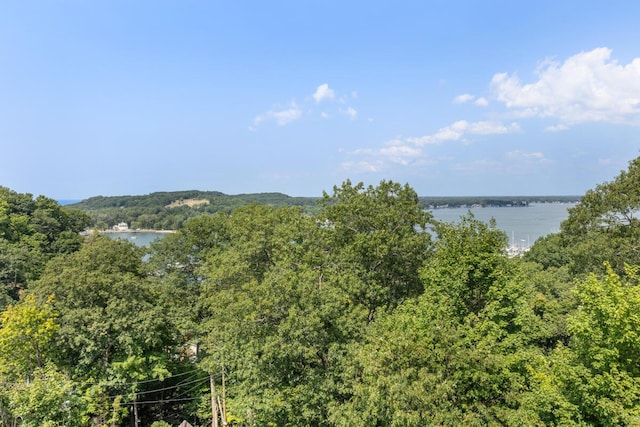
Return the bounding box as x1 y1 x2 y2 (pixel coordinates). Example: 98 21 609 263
68 190 321 230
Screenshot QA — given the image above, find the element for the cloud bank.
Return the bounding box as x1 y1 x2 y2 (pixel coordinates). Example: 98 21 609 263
344 47 640 176
407 120 520 146
341 119 519 173
491 47 640 127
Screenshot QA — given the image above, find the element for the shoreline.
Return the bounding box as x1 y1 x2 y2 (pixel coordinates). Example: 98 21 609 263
84 229 177 235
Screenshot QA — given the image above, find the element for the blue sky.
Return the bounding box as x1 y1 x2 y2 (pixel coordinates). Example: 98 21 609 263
1 1 639 199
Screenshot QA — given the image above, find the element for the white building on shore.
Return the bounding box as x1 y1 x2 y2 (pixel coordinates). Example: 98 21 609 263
113 222 129 231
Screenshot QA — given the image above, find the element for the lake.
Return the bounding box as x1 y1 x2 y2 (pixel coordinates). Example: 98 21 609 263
429 202 577 247
109 202 577 249
103 232 171 247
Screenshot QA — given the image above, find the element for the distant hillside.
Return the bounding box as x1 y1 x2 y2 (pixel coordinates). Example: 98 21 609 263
69 190 320 230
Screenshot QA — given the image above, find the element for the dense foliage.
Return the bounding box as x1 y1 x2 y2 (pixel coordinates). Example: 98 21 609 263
1 156 640 425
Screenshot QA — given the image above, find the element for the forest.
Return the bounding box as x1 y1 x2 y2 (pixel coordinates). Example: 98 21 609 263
1 155 640 426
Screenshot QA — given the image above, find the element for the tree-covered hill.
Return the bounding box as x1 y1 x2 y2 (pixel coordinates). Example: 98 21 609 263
68 190 321 230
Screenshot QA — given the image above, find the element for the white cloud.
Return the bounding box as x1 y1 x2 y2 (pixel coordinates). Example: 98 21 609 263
341 137 424 173
344 106 358 120
379 143 422 165
253 83 360 128
406 120 520 146
312 83 335 103
253 102 302 126
491 47 640 127
474 97 489 107
453 93 475 104
341 120 518 172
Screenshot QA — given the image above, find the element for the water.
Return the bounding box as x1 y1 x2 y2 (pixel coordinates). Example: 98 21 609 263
429 202 577 246
58 199 81 206
104 232 170 247
104 203 577 248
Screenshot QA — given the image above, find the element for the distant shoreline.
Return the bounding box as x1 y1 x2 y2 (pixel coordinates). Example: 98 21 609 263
84 229 177 235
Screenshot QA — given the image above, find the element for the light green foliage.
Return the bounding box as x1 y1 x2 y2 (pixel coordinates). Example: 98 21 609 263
0 293 59 381
78 382 127 427
4 364 82 427
558 264 640 425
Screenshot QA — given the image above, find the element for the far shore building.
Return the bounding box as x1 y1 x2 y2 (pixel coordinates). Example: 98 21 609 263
113 222 129 231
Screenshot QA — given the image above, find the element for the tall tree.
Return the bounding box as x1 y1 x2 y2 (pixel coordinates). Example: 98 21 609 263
197 181 434 426
29 235 177 425
318 180 433 320
559 156 640 276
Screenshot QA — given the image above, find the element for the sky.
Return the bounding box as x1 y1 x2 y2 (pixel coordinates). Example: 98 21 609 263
1 1 640 199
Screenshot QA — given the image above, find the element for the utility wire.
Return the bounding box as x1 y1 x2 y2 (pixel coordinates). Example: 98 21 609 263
94 367 204 387
168 376 210 400
121 397 200 405
108 375 208 399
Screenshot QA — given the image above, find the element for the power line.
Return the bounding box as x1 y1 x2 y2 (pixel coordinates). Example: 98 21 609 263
168 377 210 400
121 397 200 406
108 375 208 399
94 367 204 388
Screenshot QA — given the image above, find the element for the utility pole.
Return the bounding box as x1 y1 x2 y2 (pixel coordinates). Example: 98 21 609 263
133 401 140 427
221 368 227 426
210 373 219 427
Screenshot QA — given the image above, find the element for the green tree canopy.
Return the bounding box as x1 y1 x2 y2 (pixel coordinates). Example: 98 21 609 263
30 236 173 380
558 156 640 276
0 187 89 307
